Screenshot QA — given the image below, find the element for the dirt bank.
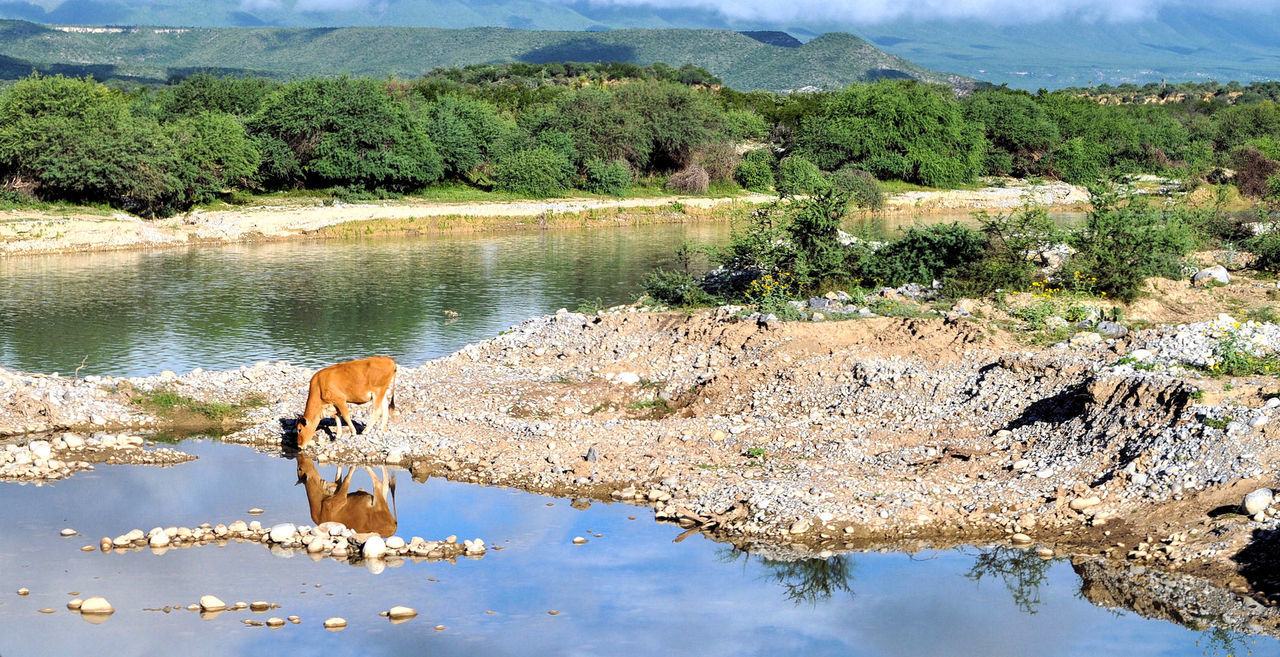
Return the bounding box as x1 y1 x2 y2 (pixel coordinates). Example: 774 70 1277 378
0 181 1090 257
4 287 1280 632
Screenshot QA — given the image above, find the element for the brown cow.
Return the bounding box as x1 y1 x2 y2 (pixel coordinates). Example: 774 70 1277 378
295 455 398 537
295 356 397 448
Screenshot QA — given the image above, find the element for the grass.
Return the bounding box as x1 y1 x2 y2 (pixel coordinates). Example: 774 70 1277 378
1204 416 1233 430
132 389 244 422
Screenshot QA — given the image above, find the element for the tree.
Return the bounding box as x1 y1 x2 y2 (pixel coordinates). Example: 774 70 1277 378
167 111 261 203
247 77 443 191
963 88 1058 176
0 74 189 216
795 80 984 187
425 93 508 179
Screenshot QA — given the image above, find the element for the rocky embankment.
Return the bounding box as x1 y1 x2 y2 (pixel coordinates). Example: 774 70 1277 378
3 306 1280 630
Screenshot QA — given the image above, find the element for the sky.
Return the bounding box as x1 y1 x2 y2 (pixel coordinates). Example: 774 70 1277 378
557 0 1277 25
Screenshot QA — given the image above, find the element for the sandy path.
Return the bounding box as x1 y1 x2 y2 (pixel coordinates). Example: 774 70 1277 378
0 182 1090 257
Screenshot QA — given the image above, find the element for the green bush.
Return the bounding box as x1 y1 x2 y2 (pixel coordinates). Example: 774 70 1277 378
1063 192 1197 301
167 111 260 203
723 109 769 141
493 146 574 196
247 77 443 192
0 74 191 217
829 166 884 210
1249 228 1280 272
642 269 715 306
582 158 633 195
735 149 776 192
854 223 988 287
1048 137 1107 184
945 205 1057 296
795 80 984 187
776 156 825 197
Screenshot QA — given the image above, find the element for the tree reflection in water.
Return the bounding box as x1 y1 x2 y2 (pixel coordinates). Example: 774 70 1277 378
718 547 856 606
964 546 1052 614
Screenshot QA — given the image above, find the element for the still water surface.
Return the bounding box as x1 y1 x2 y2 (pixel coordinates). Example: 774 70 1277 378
3 217 1272 656
0 441 1268 656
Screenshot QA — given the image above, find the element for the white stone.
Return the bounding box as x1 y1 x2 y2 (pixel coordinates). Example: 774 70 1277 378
199 595 226 612
789 519 811 534
385 536 406 550
613 372 641 385
149 532 170 548
268 523 298 543
363 535 387 559
387 606 418 620
79 596 113 615
1243 488 1274 516
324 617 347 630
1128 348 1154 362
27 441 51 460
1192 265 1230 286
1069 496 1102 511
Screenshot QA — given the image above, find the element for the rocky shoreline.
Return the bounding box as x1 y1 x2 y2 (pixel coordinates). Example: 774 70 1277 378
0 182 1088 257
4 301 1279 633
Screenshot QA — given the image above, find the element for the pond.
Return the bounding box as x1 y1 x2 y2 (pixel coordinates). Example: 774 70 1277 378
0 213 1083 379
0 440 1266 656
1 216 1273 656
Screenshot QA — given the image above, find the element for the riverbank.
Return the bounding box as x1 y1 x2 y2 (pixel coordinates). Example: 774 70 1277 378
0 182 1091 257
3 278 1279 632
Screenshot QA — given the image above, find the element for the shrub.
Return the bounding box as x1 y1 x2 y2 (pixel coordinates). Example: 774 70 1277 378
1249 227 1280 272
946 205 1058 297
1063 192 1197 301
694 142 740 183
1048 137 1106 184
1233 146 1280 198
829 166 884 210
665 164 710 193
794 80 984 187
735 149 775 192
642 269 715 306
492 146 574 196
776 156 825 197
582 157 633 195
854 223 988 287
723 109 770 141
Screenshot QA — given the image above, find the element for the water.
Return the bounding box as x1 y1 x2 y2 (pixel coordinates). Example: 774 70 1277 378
0 214 1082 379
0 441 1268 656
2 217 1274 655
0 224 728 377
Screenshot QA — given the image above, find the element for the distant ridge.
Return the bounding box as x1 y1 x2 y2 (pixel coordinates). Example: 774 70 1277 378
0 20 975 92
738 31 802 48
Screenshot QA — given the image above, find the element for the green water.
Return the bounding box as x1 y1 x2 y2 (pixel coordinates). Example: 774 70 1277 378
0 224 728 377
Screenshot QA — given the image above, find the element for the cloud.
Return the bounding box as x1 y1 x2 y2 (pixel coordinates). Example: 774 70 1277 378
239 0 283 10
293 0 374 12
562 0 1278 25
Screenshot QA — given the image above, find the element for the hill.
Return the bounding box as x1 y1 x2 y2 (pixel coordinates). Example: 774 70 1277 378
858 8 1280 90
0 20 973 92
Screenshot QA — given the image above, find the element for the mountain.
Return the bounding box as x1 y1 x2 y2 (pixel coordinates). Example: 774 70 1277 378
2 1 1273 89
0 20 973 92
858 8 1280 90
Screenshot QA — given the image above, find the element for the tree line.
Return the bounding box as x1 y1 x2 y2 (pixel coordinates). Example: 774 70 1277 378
3 67 1280 216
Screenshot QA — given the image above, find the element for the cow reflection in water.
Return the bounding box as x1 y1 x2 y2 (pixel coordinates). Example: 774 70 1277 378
295 455 398 537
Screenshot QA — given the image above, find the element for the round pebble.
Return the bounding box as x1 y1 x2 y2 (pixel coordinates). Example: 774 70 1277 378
79 596 114 615
199 595 226 612
324 617 347 630
266 617 285 628
572 537 587 545
17 588 29 596
67 598 84 610
60 528 77 537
